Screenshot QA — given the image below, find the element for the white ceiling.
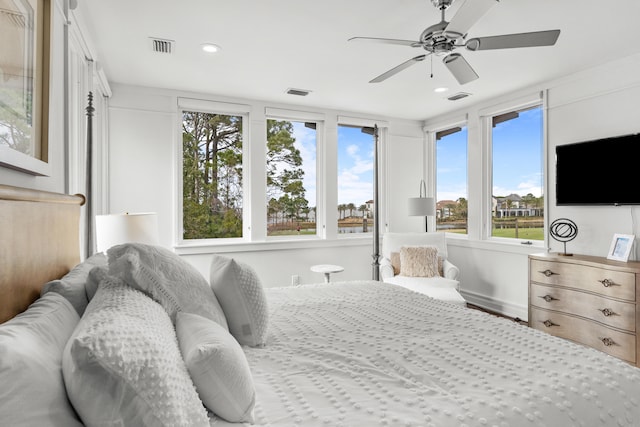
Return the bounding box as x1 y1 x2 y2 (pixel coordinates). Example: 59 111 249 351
76 0 640 121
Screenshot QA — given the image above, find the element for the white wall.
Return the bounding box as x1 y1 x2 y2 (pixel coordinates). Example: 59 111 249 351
106 84 425 285
432 52 640 319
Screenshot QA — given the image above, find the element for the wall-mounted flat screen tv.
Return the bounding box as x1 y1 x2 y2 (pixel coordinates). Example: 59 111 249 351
556 133 640 205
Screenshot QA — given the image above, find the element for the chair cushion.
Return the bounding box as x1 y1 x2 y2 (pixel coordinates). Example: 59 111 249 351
384 276 465 306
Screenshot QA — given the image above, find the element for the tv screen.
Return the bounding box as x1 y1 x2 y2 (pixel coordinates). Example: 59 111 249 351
556 133 640 205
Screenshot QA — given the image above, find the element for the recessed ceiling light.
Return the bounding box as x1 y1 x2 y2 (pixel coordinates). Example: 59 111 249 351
201 43 221 53
434 87 449 93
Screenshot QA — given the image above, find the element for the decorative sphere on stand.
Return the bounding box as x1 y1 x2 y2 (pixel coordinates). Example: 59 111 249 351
550 218 578 256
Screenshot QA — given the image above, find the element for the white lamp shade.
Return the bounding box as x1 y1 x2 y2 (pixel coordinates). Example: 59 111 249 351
95 213 159 253
408 197 435 216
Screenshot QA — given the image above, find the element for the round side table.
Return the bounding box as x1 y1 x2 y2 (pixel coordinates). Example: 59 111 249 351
310 264 344 283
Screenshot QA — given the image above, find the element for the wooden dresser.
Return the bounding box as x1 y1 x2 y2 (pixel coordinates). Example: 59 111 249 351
529 252 640 366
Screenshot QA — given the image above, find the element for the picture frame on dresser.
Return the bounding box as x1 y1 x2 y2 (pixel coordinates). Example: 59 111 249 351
607 233 634 262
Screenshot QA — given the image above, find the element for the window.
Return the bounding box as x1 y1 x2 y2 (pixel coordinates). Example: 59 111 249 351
337 124 374 235
490 104 543 241
266 119 317 236
435 125 468 234
181 110 244 240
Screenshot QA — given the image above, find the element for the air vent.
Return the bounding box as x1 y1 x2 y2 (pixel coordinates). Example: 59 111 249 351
149 38 174 54
447 92 471 101
286 88 311 96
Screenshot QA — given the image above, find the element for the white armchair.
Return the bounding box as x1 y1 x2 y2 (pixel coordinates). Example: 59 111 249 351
380 232 466 306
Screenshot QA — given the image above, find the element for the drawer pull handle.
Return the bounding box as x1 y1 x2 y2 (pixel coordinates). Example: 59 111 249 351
598 308 616 317
539 294 557 303
600 337 616 347
540 269 557 277
542 320 558 328
598 278 616 287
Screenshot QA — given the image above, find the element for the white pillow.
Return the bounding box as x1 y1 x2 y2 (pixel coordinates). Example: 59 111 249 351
108 243 228 329
62 277 209 427
40 252 107 315
0 292 83 427
176 312 256 423
400 245 440 277
210 255 269 347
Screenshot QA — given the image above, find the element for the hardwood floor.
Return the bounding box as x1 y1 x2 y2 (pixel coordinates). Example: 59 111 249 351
467 303 528 326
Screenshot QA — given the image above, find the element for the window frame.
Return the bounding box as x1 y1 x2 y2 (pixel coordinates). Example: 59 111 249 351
335 117 387 240
264 108 324 241
430 118 469 236
481 93 546 246
176 98 251 245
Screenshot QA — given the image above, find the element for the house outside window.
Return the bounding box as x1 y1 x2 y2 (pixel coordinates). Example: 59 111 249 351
490 104 544 241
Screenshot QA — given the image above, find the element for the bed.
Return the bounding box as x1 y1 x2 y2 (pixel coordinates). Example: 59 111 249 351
1 184 640 427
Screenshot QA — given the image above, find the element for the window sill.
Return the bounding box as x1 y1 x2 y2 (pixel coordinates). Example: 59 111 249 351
175 235 373 255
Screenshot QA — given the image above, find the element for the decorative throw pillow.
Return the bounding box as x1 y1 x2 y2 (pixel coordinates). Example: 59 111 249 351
107 243 227 329
390 251 401 275
210 255 269 347
399 245 440 278
40 252 107 315
62 278 209 427
0 292 83 427
176 312 256 423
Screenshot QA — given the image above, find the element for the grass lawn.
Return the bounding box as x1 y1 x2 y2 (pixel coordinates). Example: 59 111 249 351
492 227 544 240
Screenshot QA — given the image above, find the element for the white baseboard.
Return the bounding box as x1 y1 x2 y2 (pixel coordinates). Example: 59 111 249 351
461 289 528 321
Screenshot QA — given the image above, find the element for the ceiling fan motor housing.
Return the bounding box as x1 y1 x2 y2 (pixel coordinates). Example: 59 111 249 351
420 21 460 56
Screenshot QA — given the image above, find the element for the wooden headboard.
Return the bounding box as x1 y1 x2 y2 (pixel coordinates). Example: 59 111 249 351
0 184 85 324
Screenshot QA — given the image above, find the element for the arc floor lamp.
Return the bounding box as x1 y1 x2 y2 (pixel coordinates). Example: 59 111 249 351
408 180 435 232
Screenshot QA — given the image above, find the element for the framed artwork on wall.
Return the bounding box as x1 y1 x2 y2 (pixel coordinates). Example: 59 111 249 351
0 0 51 176
607 233 635 262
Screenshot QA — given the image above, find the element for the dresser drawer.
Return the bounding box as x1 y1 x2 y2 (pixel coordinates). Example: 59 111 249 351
530 283 636 332
530 259 636 301
530 307 636 363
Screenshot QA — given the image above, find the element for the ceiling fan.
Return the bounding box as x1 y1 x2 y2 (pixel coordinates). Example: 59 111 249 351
349 0 560 85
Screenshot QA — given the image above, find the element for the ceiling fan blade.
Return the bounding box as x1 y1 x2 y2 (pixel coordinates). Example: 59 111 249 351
370 54 428 83
348 37 421 48
444 0 498 38
443 53 479 85
466 30 561 51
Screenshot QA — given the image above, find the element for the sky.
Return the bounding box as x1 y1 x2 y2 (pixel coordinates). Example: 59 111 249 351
291 108 541 210
274 122 374 210
437 106 543 203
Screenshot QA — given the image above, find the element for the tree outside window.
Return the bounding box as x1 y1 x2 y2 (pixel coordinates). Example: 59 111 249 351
182 111 243 239
266 119 316 236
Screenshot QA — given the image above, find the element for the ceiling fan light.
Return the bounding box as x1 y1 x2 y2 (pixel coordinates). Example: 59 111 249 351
434 87 449 93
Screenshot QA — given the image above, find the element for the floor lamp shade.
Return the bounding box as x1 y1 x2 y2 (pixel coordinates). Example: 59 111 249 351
408 197 435 217
95 213 159 253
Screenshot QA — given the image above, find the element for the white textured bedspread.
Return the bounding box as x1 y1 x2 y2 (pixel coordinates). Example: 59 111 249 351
211 281 640 426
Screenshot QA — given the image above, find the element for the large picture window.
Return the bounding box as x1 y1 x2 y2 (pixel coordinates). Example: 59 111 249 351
490 104 544 241
435 125 468 234
181 110 244 240
266 119 317 236
337 124 374 235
